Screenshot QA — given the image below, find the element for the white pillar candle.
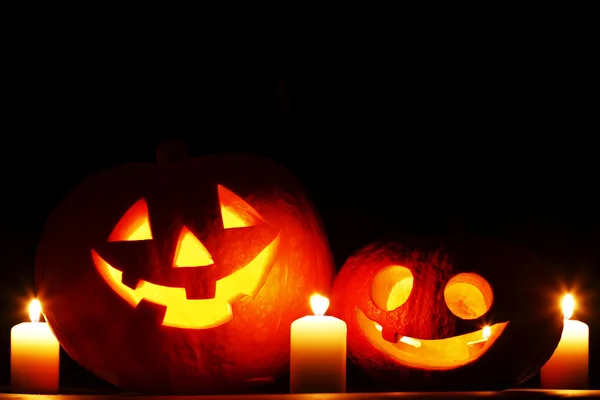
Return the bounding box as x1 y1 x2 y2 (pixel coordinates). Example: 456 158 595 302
290 294 347 393
541 294 589 389
11 299 60 394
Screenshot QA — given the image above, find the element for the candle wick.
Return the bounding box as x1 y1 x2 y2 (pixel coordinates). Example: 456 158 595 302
467 338 485 346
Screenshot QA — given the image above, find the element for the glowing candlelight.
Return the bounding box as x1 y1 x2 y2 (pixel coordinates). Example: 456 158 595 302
311 294 329 316
541 294 589 389
29 299 41 322
290 294 347 393
466 325 491 356
467 325 491 346
11 299 60 393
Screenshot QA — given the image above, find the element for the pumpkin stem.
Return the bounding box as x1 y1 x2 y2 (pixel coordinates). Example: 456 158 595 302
156 140 189 164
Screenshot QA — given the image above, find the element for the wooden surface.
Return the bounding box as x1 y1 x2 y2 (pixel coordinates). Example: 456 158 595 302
0 390 600 399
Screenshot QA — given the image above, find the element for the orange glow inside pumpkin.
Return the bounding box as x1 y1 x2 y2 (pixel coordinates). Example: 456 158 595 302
218 184 264 229
108 198 152 241
358 267 507 369
444 273 494 320
173 227 214 267
371 265 414 311
91 185 281 329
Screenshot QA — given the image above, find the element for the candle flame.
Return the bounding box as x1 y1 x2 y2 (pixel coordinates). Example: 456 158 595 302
562 294 575 320
310 294 329 316
29 299 42 323
482 325 491 340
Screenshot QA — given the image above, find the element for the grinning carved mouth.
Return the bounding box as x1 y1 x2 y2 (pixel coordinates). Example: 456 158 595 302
91 233 280 329
355 307 508 369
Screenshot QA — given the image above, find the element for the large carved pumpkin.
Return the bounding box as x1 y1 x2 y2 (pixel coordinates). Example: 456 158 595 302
329 235 563 391
35 144 335 394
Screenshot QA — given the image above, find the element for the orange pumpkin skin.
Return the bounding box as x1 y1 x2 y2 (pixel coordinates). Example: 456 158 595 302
329 236 563 391
35 151 335 394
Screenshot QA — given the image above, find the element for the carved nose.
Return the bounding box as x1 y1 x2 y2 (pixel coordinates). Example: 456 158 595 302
173 226 214 268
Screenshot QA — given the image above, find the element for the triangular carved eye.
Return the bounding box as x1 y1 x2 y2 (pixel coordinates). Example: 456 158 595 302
218 185 264 229
173 226 213 267
109 198 153 241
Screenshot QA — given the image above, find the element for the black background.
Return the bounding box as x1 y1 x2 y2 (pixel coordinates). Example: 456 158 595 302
0 27 598 392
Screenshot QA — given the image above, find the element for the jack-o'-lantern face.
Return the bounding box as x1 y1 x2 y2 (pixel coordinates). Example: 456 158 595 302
328 237 563 390
35 150 336 394
91 184 281 329
355 266 508 369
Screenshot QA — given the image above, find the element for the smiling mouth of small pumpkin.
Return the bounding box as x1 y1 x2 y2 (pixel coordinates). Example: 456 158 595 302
91 233 281 329
355 307 508 369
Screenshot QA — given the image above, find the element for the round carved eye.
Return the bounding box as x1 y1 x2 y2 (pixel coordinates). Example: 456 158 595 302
444 273 493 319
371 265 414 311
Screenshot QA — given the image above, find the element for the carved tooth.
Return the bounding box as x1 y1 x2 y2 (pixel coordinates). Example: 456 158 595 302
185 280 217 300
381 326 399 343
121 272 141 289
136 299 167 325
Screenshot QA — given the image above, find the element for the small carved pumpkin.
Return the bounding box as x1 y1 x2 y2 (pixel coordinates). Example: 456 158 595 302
329 235 563 390
35 145 335 394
